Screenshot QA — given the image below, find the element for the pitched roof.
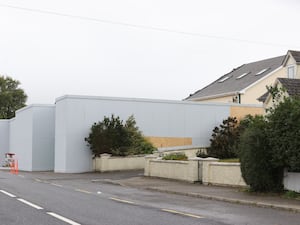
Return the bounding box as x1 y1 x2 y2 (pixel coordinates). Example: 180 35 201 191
278 78 300 97
289 50 300 64
257 91 269 103
185 55 285 101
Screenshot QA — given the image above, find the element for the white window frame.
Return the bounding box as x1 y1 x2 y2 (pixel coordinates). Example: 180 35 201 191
236 72 249 79
287 65 295 78
218 76 229 83
256 68 269 76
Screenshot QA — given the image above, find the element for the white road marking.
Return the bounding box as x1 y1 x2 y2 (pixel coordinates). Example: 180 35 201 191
51 183 63 187
18 175 25 178
110 197 135 204
75 189 92 194
0 190 16 198
34 178 42 182
97 191 102 194
17 198 43 210
161 208 204 219
47 212 81 225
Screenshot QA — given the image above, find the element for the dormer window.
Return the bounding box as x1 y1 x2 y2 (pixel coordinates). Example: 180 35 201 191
236 72 249 79
256 68 270 75
288 65 295 78
218 76 229 83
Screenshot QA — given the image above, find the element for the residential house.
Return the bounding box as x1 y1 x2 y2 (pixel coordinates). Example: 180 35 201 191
185 51 300 105
260 78 300 110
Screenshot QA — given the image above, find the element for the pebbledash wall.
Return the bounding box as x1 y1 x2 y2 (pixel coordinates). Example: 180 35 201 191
0 95 263 172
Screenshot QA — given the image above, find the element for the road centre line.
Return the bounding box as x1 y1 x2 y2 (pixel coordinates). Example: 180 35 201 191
17 198 43 210
161 208 204 219
110 197 135 204
51 183 63 187
47 212 81 225
75 189 92 194
0 190 16 198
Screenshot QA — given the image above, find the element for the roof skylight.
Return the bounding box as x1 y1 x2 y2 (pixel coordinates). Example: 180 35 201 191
256 68 270 75
236 72 249 79
218 76 230 83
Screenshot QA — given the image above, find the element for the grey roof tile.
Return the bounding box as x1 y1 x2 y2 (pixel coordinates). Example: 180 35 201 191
278 78 300 97
185 55 285 101
289 50 300 64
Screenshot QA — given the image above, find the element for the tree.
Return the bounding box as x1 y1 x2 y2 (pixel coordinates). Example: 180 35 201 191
0 76 27 119
207 117 239 159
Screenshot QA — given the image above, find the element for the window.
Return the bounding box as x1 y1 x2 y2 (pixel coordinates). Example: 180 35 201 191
288 65 295 78
236 72 249 79
256 68 269 75
218 76 229 83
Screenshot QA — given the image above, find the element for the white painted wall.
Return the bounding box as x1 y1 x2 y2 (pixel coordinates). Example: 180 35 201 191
284 172 300 192
9 107 33 171
32 106 55 171
54 95 231 173
0 120 9 163
9 105 55 171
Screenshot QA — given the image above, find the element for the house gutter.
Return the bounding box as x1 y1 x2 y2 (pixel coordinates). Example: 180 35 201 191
185 91 240 102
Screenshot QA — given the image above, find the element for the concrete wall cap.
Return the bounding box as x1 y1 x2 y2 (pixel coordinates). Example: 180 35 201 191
198 157 219 161
100 153 112 158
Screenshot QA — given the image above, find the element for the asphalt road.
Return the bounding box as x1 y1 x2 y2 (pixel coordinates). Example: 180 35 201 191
1 170 300 225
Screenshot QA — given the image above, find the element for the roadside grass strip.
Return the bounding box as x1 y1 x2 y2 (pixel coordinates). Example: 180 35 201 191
0 190 16 198
161 208 204 219
110 197 135 205
47 212 81 225
17 198 43 210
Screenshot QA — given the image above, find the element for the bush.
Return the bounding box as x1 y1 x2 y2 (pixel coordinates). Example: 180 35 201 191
85 115 156 157
267 97 300 172
207 117 239 159
162 153 188 161
238 115 283 192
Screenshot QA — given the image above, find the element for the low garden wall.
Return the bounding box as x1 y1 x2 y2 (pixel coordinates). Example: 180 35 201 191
145 156 247 187
284 172 300 192
94 154 145 172
144 156 201 182
202 159 246 187
158 146 207 158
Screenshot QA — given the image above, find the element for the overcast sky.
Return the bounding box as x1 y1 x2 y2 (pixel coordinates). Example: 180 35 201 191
0 0 300 104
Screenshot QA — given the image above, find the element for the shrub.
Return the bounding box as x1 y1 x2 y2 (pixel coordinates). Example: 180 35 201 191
207 117 239 159
85 115 156 157
162 153 188 161
238 115 283 192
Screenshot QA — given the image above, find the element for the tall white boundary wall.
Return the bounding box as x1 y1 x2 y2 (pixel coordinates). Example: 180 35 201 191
9 105 55 171
0 120 9 163
54 95 231 173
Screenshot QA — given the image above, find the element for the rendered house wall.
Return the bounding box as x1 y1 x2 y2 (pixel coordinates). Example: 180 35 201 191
54 95 231 173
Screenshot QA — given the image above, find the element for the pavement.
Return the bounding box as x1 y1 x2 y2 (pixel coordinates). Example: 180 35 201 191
92 173 300 213
2 168 300 213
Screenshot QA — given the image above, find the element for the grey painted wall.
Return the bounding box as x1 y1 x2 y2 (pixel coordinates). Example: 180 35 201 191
9 105 55 171
0 120 9 164
55 95 231 173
